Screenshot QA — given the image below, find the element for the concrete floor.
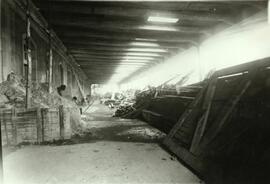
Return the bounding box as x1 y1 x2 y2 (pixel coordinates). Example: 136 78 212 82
3 102 201 184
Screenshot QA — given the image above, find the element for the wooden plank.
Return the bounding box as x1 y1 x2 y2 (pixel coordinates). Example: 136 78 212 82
201 78 252 148
0 0 2 82
55 27 199 44
2 111 10 146
59 105 64 139
0 118 2 183
36 108 42 143
167 84 206 139
63 38 189 49
11 108 17 145
40 108 45 142
199 67 260 152
73 72 86 99
25 0 32 108
163 137 206 175
189 78 218 154
217 57 270 77
50 18 208 35
48 31 53 93
189 114 205 154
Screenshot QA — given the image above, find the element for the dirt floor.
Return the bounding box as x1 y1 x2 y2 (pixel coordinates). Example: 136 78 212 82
3 101 201 184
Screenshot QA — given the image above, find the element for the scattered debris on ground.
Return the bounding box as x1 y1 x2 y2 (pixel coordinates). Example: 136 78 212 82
117 127 165 140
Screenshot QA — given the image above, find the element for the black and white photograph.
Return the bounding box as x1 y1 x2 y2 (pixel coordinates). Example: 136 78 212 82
0 0 269 183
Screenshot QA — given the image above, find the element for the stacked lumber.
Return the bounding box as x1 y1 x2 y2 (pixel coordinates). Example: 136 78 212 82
114 104 134 117
114 87 156 118
141 82 203 133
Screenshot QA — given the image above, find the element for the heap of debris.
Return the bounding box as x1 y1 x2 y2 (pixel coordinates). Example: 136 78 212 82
114 104 135 117
0 72 76 109
113 87 156 118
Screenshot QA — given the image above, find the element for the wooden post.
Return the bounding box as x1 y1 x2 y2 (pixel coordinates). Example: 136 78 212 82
36 108 42 143
48 31 53 93
59 105 64 139
0 0 3 83
166 85 206 139
40 109 45 142
0 117 2 184
3 111 9 146
190 77 218 154
74 72 86 99
11 108 17 145
0 111 3 184
25 0 32 108
196 46 203 82
268 0 270 24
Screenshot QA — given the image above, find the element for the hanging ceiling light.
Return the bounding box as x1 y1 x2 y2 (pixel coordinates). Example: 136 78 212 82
127 48 167 53
130 42 159 47
140 25 178 32
124 52 162 57
147 16 179 23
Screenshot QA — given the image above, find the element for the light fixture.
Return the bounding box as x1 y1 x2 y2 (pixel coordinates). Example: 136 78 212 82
122 56 156 60
135 38 158 42
127 48 167 53
148 16 179 23
121 59 154 63
125 52 162 57
130 42 159 47
120 63 148 65
140 25 178 32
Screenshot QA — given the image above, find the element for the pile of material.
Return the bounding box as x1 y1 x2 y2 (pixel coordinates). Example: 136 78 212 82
0 72 75 109
113 72 203 120
114 104 135 117
114 87 156 118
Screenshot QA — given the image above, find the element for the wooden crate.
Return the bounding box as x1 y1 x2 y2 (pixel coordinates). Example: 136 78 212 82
0 106 78 146
41 108 61 142
0 109 15 145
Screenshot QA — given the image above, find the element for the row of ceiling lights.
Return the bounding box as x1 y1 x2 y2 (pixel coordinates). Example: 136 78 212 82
108 16 179 83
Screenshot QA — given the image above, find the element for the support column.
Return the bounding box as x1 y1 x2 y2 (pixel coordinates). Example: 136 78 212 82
0 0 2 83
0 0 3 182
196 46 203 82
25 0 32 108
268 0 270 24
48 31 53 93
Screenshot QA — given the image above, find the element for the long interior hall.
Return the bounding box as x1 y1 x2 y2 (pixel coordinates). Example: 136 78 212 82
1 0 270 184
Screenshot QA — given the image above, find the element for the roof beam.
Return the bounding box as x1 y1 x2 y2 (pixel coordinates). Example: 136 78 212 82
50 17 209 35
35 2 233 24
54 26 200 45
74 55 160 61
60 36 193 46
80 63 152 67
67 46 173 53
69 50 166 58
77 59 158 64
62 39 189 49
65 43 179 52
